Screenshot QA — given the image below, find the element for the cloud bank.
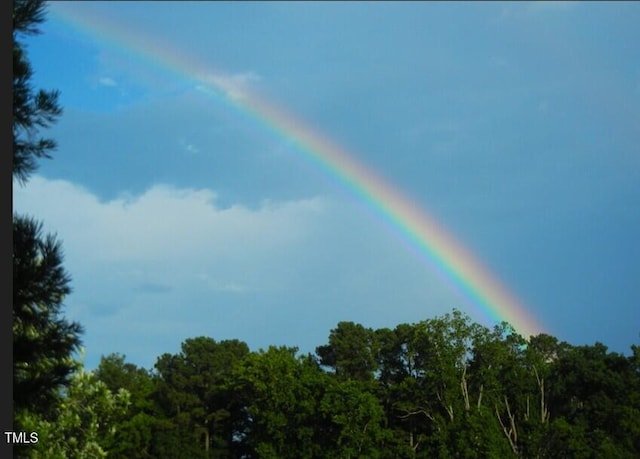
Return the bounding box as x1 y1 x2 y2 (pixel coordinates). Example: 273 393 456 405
13 176 455 369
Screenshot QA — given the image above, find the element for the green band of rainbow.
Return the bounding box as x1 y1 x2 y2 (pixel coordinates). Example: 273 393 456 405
49 4 546 338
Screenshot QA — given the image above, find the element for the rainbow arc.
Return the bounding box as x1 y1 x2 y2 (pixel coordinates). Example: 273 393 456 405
50 3 546 338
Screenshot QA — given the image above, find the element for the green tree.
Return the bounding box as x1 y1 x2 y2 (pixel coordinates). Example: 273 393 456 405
319 379 388 458
316 321 378 382
467 323 538 458
13 215 83 417
94 354 160 458
154 337 250 458
12 0 82 430
233 346 332 458
375 310 512 458
13 0 62 184
16 367 130 459
546 342 640 458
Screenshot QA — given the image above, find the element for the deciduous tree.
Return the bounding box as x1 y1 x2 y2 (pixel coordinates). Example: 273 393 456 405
16 367 129 459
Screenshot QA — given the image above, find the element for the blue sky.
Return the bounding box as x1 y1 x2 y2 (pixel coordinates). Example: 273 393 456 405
13 1 640 370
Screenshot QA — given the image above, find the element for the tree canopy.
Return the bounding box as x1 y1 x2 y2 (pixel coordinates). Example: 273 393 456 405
11 2 640 458
12 1 84 449
83 310 640 459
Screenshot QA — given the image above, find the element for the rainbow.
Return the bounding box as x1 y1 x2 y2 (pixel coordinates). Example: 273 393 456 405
47 3 545 338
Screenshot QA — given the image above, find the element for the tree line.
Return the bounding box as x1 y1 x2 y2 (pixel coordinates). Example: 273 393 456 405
12 1 640 458
17 310 640 458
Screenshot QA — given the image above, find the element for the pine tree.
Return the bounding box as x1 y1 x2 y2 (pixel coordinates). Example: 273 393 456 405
12 0 83 421
13 0 62 184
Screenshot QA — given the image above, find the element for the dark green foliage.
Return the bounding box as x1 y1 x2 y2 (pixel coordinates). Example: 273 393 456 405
231 346 328 458
14 2 639 457
13 0 62 184
13 0 48 35
13 2 639 456
13 215 83 417
319 379 389 458
12 4 84 454
154 337 251 458
93 311 639 459
87 311 640 459
546 342 640 458
94 354 161 458
316 321 378 381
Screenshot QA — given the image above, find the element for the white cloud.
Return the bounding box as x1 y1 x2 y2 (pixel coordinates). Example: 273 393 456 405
197 273 247 293
13 176 326 265
179 138 200 154
98 76 117 87
185 143 199 154
197 71 263 102
12 176 335 364
12 176 461 369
